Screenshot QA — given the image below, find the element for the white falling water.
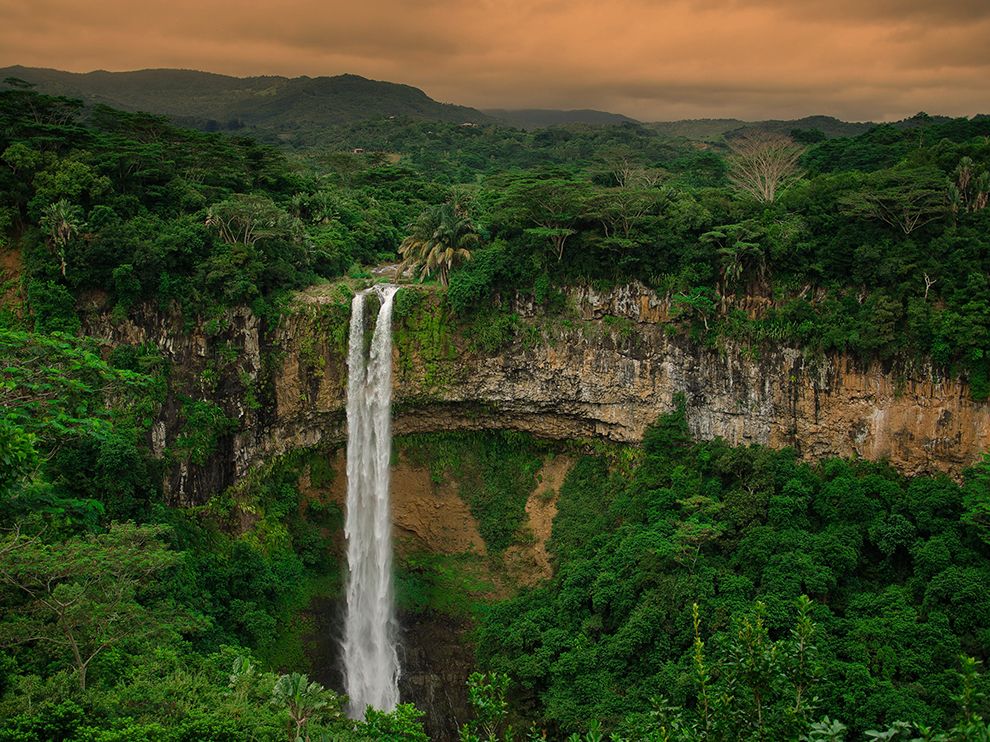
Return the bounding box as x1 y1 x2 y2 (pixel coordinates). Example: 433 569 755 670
343 285 401 718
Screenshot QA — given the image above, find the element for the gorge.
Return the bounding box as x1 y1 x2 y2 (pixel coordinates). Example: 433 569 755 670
74 279 990 739
4 67 990 740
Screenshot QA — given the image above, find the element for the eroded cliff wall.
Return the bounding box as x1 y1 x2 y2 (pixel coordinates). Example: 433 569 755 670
84 282 990 505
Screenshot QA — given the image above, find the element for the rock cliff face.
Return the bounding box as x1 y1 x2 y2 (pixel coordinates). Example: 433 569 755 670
309 448 568 589
84 283 990 505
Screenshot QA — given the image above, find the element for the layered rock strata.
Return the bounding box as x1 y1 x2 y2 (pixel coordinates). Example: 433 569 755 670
84 283 990 505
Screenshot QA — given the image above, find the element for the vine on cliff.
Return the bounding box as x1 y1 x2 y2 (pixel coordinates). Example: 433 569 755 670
392 288 458 390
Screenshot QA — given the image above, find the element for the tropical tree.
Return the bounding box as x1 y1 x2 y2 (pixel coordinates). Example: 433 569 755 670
701 221 768 293
357 705 430 741
839 165 946 235
597 147 668 188
586 186 670 248
460 671 511 742
0 522 190 690
0 327 152 447
204 193 300 247
672 286 719 331
272 672 338 742
495 174 593 262
0 421 37 503
963 454 990 545
39 198 83 276
948 156 990 215
399 202 479 287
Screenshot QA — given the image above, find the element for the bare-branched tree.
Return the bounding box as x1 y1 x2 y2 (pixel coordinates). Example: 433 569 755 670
726 132 804 204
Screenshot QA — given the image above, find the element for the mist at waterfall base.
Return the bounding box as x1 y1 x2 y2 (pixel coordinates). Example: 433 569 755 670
342 285 401 718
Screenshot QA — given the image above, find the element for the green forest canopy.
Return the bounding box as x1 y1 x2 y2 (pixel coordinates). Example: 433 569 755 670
3 84 990 739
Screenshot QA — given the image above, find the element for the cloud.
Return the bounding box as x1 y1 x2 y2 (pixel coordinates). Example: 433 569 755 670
0 0 987 121
689 0 990 23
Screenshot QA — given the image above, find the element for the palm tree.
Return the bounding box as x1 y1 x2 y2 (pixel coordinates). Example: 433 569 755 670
701 223 767 295
398 202 478 287
272 672 331 742
39 199 83 277
717 240 764 288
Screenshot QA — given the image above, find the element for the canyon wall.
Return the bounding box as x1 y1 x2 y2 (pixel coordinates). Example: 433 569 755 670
83 282 990 505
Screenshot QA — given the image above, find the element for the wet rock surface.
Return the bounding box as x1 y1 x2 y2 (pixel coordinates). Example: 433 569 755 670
303 596 345 691
303 597 474 742
398 611 475 742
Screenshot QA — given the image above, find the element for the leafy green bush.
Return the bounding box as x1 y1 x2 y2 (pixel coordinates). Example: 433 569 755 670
26 280 79 334
173 397 237 466
477 409 990 736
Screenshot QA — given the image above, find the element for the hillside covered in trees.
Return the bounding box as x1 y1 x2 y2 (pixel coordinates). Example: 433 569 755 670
2 79 990 740
0 66 493 145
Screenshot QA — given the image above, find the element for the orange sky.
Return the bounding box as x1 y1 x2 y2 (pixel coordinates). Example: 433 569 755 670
2 0 988 121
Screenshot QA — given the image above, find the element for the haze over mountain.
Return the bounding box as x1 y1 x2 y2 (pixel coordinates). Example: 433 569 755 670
5 66 653 133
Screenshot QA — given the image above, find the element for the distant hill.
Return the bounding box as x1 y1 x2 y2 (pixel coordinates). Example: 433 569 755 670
648 115 873 141
735 115 875 139
0 66 492 144
485 108 640 129
647 118 750 140
4 66 968 149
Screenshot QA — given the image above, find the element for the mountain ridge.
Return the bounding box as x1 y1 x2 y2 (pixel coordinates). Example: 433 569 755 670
4 65 969 144
485 108 640 128
0 65 493 137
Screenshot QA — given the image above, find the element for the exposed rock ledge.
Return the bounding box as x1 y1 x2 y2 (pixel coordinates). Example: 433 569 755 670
84 283 990 505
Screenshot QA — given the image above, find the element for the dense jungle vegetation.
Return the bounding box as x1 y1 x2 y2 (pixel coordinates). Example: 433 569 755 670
477 406 990 739
2 79 990 739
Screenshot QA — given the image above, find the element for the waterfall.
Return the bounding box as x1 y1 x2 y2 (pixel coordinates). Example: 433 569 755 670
343 285 401 718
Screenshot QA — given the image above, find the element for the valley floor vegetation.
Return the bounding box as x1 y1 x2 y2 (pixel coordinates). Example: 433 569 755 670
2 80 990 739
